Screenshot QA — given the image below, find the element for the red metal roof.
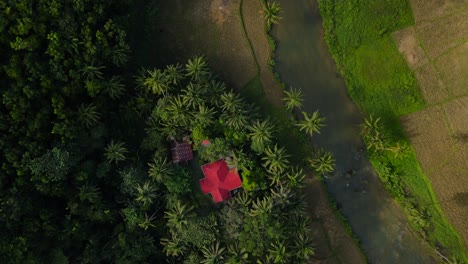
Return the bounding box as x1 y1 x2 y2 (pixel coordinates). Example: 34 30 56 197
170 141 193 163
199 160 242 202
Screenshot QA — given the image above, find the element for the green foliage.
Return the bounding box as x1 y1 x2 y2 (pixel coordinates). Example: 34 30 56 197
261 1 282 31
318 0 468 261
283 87 303 112
308 148 335 175
104 140 128 164
296 110 325 137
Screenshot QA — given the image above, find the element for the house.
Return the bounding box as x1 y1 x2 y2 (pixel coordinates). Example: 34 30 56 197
170 140 193 164
199 159 242 202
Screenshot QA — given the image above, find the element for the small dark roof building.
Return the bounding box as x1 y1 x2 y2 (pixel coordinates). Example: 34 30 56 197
170 141 193 164
199 159 242 202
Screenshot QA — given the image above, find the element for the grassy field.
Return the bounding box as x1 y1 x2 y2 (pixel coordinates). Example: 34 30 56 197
318 0 467 261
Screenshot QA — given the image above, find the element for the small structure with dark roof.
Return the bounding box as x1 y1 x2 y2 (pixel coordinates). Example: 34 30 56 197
199 159 242 202
170 141 193 164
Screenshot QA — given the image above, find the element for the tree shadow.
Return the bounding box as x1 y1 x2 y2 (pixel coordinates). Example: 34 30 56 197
452 191 468 207
452 132 468 143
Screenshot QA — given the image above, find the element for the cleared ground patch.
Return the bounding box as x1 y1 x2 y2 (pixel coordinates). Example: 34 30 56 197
394 0 468 254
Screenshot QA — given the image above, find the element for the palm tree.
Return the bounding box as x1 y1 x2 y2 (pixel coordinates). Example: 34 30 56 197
111 47 129 66
267 170 284 186
226 242 248 264
385 142 409 158
208 80 226 106
77 183 100 203
148 156 173 182
159 120 180 139
161 234 186 257
144 69 170 95
262 1 282 30
235 191 252 208
262 144 290 174
183 83 205 108
105 140 128 164
195 104 216 128
285 167 306 189
289 214 311 235
186 56 209 81
165 63 183 85
268 240 289 264
78 103 101 128
81 62 105 79
166 96 189 126
296 111 325 136
164 200 194 230
249 196 273 217
294 234 314 262
223 110 249 130
283 87 303 112
308 148 335 175
360 114 382 138
106 76 126 99
248 119 275 153
271 184 293 208
220 91 244 113
135 181 157 208
139 211 157 230
201 242 226 264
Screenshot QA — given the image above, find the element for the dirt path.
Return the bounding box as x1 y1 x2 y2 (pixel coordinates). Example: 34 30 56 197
240 0 366 263
394 0 468 254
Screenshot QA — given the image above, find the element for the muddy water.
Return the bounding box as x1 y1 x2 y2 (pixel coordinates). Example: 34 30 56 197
271 1 436 263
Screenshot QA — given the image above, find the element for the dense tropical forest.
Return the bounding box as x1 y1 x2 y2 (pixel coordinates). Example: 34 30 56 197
0 1 323 262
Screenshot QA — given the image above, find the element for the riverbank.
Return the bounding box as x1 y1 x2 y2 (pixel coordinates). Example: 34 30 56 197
317 0 467 261
140 0 367 262
239 0 367 262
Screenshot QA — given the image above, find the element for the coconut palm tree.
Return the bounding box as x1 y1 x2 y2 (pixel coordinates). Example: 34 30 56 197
267 170 284 186
208 80 226 106
268 240 289 264
360 114 382 138
285 167 306 189
135 181 157 208
385 142 409 158
78 103 101 128
262 144 290 174
262 1 282 30
283 87 303 112
308 148 335 175
201 242 226 264
166 95 189 126
144 69 170 95
161 234 186 257
271 184 293 208
164 200 194 230
296 111 325 136
220 91 244 113
249 196 273 217
186 56 209 81
81 62 105 80
248 119 275 153
226 241 248 264
165 63 184 85
294 234 315 262
77 183 100 203
289 214 311 235
111 47 129 66
106 76 125 99
183 82 205 108
148 156 173 182
235 190 252 208
105 140 128 164
139 211 157 230
222 110 249 131
194 104 216 128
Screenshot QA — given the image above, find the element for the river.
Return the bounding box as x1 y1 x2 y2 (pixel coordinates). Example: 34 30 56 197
270 0 437 263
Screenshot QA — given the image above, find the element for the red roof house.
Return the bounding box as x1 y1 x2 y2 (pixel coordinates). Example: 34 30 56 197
199 160 242 202
170 141 193 164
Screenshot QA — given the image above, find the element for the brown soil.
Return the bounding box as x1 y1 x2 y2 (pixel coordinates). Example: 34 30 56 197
241 0 284 108
396 0 468 253
153 0 257 90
